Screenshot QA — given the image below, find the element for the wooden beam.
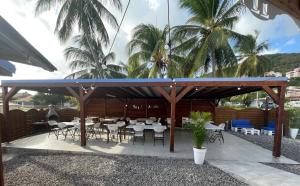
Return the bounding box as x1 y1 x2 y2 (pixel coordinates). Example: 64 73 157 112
66 87 79 100
79 88 86 146
136 87 151 97
129 87 146 97
170 85 176 152
273 86 286 157
4 87 19 101
176 86 194 103
154 86 172 103
83 87 96 101
187 87 206 97
262 86 279 104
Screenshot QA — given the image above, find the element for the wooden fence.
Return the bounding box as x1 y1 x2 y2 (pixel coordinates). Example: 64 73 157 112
0 108 79 142
0 104 290 142
215 107 289 135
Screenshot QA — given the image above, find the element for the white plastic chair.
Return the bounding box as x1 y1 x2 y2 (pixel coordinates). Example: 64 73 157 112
166 118 171 128
145 119 153 125
133 125 145 144
48 120 59 138
107 124 119 143
57 122 69 140
153 126 166 146
129 120 137 125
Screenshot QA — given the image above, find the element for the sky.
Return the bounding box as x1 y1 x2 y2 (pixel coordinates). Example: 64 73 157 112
0 0 300 82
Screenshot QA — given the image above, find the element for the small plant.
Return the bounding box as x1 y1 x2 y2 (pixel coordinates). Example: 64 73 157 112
188 111 211 149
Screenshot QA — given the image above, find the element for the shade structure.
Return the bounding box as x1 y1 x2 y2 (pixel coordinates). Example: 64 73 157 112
0 60 15 76
0 16 57 72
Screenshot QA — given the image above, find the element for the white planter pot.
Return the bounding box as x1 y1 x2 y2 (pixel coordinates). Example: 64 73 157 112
193 147 207 165
290 128 299 139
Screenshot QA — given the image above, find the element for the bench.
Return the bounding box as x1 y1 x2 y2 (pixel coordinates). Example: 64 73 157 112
231 119 254 132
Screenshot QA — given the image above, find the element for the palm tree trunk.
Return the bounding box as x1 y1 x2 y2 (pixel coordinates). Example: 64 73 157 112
211 51 216 77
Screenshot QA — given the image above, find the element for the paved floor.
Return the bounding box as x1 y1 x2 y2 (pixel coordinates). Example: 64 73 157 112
209 160 300 186
4 130 300 186
3 130 297 163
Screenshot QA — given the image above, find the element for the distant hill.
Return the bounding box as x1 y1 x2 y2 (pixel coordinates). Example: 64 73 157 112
264 53 300 75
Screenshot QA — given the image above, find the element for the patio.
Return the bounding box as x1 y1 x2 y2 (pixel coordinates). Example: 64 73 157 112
3 130 297 164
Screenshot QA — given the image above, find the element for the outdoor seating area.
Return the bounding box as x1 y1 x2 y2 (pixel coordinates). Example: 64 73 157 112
231 119 276 136
48 116 168 146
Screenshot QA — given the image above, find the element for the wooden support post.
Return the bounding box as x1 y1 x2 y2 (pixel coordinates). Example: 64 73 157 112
273 86 286 157
170 85 176 152
79 88 86 146
264 97 269 126
0 87 8 186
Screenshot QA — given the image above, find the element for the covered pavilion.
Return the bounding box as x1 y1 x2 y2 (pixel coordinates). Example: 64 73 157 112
1 77 287 156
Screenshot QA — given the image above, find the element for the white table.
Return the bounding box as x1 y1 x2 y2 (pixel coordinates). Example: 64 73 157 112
205 123 223 131
62 122 94 127
126 124 167 130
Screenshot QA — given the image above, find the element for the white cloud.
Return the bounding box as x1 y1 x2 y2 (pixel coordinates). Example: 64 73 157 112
261 48 281 55
146 0 160 11
285 38 295 46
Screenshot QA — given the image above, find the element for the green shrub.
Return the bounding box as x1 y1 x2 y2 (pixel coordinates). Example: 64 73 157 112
188 112 211 149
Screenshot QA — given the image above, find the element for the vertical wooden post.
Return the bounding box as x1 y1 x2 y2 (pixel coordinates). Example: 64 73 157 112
264 97 269 126
0 87 7 186
170 85 176 152
79 88 86 146
273 86 286 157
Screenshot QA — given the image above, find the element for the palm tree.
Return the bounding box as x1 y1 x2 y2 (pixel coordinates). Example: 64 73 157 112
121 60 149 78
35 0 122 43
174 0 245 77
127 24 168 78
65 35 126 79
235 32 270 77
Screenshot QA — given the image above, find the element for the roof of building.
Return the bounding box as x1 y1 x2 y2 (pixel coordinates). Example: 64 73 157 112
0 16 57 72
1 77 288 100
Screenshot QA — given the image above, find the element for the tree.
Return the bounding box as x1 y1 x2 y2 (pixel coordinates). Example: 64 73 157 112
121 60 149 78
35 0 122 43
65 35 126 79
174 0 245 77
127 24 169 78
235 32 271 77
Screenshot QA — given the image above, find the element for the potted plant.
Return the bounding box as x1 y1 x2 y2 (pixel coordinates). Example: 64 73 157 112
188 111 211 165
289 109 300 139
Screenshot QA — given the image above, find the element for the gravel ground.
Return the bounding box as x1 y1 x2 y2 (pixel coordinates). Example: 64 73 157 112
4 151 248 186
230 131 300 163
263 163 300 176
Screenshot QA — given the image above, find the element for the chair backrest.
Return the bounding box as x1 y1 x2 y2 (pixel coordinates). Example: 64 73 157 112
154 126 165 133
48 120 57 126
149 117 156 121
57 122 67 129
94 122 101 128
133 125 144 132
73 117 80 122
74 123 80 130
145 119 153 125
136 122 145 126
85 117 93 123
117 121 126 127
129 120 137 125
107 124 118 132
218 123 225 130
